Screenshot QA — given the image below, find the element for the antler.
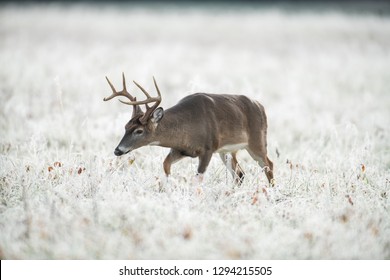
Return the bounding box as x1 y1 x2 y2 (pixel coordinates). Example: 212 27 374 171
135 77 161 124
121 77 161 108
104 73 162 124
104 72 137 104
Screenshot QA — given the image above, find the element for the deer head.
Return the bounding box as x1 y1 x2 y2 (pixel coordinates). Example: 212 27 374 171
104 73 164 156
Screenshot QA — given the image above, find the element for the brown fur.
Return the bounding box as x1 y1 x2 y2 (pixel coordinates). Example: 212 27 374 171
114 93 273 184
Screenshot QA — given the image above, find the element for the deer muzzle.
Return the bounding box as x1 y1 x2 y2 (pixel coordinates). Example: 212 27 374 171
114 147 124 156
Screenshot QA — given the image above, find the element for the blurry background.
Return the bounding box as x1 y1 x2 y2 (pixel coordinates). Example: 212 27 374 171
0 1 389 259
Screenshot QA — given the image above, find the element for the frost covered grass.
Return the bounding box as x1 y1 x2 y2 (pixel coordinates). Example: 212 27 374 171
0 3 390 259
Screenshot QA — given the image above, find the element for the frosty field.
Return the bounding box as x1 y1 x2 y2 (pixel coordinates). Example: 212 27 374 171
0 3 390 259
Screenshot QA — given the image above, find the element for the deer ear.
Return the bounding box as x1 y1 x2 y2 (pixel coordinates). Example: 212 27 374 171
151 107 164 123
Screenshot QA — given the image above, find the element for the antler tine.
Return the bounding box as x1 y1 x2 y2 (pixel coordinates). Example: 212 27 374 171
122 72 127 91
153 76 161 98
133 80 152 98
103 74 136 103
103 76 117 101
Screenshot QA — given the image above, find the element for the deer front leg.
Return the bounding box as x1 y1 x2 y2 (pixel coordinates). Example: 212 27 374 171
163 149 185 176
194 150 213 183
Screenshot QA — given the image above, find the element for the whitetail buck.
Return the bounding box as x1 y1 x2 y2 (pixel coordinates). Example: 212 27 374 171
104 73 274 184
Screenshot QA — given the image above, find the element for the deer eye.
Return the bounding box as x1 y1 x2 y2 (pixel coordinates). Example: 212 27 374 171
134 129 144 135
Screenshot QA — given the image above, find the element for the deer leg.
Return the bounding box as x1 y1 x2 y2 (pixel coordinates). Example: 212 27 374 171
163 149 185 176
219 152 234 177
247 150 274 184
266 156 274 183
190 151 212 186
219 152 245 184
196 150 213 177
247 134 274 185
231 152 245 184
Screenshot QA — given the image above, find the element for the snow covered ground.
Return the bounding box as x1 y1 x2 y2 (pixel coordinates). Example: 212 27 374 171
0 3 389 259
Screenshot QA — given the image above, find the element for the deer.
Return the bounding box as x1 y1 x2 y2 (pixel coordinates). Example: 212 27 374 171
104 73 274 185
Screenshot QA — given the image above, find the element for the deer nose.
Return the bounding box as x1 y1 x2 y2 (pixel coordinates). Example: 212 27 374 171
114 148 124 156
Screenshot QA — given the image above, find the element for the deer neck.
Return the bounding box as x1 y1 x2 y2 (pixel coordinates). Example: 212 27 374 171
151 110 183 148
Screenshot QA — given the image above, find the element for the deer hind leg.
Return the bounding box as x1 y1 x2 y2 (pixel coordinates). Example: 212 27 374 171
219 152 245 184
247 148 274 184
247 133 274 185
163 149 186 176
231 152 245 184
